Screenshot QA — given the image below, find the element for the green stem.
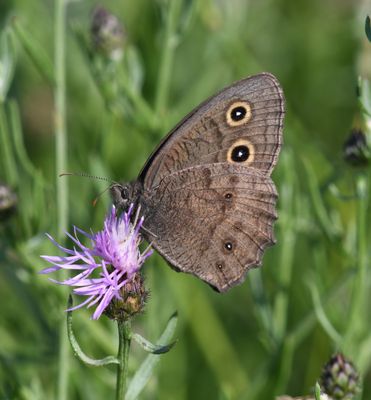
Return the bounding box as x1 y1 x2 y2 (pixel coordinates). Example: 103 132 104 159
345 175 369 356
116 320 132 400
154 0 182 116
55 0 67 240
120 72 158 130
274 336 294 394
0 103 18 185
272 152 296 341
54 0 69 399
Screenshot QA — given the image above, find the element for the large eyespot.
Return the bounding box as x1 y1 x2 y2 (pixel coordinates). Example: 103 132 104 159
227 139 255 165
226 101 252 126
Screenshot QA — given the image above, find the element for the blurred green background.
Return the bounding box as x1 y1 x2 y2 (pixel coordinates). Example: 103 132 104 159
0 0 370 399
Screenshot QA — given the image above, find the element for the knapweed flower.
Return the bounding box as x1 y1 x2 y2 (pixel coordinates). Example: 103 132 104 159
41 205 152 320
320 353 360 400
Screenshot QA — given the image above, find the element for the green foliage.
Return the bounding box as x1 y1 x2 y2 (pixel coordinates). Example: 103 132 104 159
0 0 370 399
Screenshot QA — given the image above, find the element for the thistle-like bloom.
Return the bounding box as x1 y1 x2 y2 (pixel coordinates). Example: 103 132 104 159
41 205 152 320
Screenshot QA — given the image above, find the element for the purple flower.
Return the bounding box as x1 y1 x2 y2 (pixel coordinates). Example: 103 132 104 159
41 205 152 320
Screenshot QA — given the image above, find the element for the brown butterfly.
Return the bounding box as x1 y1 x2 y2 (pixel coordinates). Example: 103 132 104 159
111 73 285 292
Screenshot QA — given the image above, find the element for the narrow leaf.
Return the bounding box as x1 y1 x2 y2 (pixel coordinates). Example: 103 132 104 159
12 17 54 86
303 159 339 239
0 103 18 185
132 332 177 354
308 281 341 344
0 28 16 102
126 312 178 400
314 382 321 400
9 100 40 177
66 296 119 366
366 16 371 42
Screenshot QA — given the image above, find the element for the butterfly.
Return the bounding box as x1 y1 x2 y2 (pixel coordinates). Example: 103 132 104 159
111 73 285 292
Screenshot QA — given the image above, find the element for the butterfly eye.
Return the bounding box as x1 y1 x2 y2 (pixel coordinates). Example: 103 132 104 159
227 139 254 165
226 101 252 126
121 187 129 199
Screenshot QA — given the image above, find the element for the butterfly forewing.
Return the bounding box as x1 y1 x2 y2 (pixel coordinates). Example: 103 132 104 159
139 73 284 191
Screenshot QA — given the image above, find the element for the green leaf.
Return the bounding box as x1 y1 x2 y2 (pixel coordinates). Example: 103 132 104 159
0 28 16 102
314 382 321 400
366 16 371 42
307 280 341 344
303 158 340 239
358 76 371 119
66 296 119 367
125 312 178 400
132 332 177 354
11 17 54 86
8 100 40 178
0 102 18 185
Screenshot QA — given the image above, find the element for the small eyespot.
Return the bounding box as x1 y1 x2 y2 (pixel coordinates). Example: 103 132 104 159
217 263 223 270
225 192 233 200
224 242 233 251
227 139 255 165
226 101 252 126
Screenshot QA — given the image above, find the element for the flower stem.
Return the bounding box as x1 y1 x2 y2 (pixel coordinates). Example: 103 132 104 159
54 0 69 399
273 151 296 342
116 320 132 400
0 103 18 185
154 0 182 116
345 174 369 356
55 0 67 240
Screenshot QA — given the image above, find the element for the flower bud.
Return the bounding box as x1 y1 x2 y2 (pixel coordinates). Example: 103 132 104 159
90 6 126 61
320 353 360 400
343 128 370 167
0 183 17 221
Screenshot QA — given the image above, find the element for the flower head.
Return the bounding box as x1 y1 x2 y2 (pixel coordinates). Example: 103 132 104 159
320 353 360 400
41 205 152 320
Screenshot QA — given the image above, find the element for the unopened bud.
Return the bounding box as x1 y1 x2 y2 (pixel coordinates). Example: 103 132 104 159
0 183 17 221
91 6 126 61
343 128 370 167
320 353 360 400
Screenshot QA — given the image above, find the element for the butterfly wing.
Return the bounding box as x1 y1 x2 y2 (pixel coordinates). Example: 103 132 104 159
137 73 284 290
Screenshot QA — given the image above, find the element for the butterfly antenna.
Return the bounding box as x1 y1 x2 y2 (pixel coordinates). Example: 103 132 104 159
59 172 114 183
59 172 119 207
92 186 113 207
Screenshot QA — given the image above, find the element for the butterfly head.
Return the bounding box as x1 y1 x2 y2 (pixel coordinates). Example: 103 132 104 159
110 182 142 213
110 183 131 212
